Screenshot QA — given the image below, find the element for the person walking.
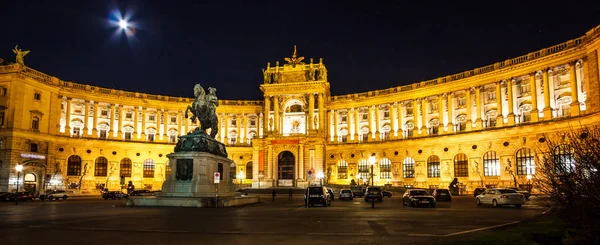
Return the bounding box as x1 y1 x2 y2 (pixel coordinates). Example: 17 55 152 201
288 188 293 200
271 189 276 202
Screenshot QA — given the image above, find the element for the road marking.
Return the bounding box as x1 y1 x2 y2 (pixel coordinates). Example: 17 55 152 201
409 220 521 237
306 232 373 236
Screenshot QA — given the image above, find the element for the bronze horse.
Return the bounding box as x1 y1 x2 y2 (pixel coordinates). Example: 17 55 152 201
185 84 219 138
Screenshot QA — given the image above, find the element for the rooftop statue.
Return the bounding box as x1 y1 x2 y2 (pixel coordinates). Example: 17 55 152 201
185 84 219 138
12 45 30 66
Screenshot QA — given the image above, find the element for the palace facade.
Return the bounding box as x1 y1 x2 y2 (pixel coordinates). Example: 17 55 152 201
1 24 600 195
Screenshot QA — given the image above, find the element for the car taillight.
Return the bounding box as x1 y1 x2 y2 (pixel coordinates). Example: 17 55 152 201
500 195 508 198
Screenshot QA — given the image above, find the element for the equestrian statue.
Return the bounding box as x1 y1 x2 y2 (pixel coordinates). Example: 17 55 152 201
185 84 219 138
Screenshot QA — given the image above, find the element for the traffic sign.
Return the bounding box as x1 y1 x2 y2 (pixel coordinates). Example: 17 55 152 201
214 172 220 183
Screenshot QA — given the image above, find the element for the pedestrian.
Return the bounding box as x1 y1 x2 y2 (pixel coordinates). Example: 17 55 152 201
289 188 293 200
272 189 276 202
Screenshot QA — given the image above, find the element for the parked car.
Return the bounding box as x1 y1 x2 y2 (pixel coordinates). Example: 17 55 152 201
304 186 331 207
432 188 452 201
476 188 525 208
46 190 68 201
506 187 531 200
382 190 393 197
364 187 383 202
102 191 129 200
129 190 155 196
402 189 436 207
350 186 365 197
473 188 486 197
339 189 354 200
2 192 34 202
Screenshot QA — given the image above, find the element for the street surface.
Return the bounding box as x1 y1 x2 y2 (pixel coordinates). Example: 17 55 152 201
0 194 547 245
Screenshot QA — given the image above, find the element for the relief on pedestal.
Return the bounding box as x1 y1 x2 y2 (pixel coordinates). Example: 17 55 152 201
176 159 193 181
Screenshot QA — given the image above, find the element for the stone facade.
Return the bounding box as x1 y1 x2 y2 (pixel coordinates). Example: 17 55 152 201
0 24 599 195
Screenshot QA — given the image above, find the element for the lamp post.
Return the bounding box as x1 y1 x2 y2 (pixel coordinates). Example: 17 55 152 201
238 170 245 189
15 164 23 205
369 156 376 208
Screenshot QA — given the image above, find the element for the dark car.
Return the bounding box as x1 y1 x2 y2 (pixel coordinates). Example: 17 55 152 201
3 192 34 202
473 188 486 197
382 190 392 197
432 188 452 201
102 191 129 200
304 186 331 207
129 190 155 196
364 187 383 202
402 189 436 207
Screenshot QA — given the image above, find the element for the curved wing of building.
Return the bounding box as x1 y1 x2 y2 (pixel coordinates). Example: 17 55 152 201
1 24 599 195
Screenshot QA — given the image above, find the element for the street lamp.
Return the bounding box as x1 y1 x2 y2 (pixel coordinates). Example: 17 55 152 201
15 164 23 205
258 172 264 189
237 170 245 187
316 171 325 186
369 156 376 208
526 174 532 192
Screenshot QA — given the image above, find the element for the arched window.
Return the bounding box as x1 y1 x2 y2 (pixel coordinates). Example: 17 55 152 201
143 159 155 178
247 131 256 144
168 129 178 143
404 121 414 138
553 145 575 174
380 158 391 179
230 162 237 179
456 114 467 132
403 157 415 178
146 128 156 142
428 119 440 135
67 155 82 176
246 162 253 179
358 159 369 180
94 156 108 177
165 160 171 177
427 155 441 178
516 148 535 175
24 173 36 182
120 158 132 177
337 160 348 179
483 151 500 176
454 153 469 177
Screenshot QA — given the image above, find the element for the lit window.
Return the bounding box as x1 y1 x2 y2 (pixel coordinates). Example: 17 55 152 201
31 116 40 130
149 115 155 121
126 112 133 119
101 110 108 116
143 159 155 178
483 151 500 176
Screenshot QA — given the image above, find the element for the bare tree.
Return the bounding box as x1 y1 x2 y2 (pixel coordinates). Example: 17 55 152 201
536 126 600 243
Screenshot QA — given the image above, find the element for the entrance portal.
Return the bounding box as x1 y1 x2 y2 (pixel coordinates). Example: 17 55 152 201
277 151 295 187
24 173 37 193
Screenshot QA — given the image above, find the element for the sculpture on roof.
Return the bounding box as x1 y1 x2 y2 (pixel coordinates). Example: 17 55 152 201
284 45 304 67
12 45 30 66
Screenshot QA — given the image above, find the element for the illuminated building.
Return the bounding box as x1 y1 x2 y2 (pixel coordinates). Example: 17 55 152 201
0 25 599 194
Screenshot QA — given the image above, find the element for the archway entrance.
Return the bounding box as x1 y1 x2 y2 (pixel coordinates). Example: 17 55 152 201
24 173 37 193
277 151 295 187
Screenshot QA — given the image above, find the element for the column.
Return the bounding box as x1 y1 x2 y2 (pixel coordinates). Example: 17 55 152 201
412 99 419 133
542 69 552 119
65 97 71 135
308 93 315 131
141 108 146 138
569 61 580 116
109 103 115 138
507 80 516 125
447 94 454 131
390 103 396 138
236 114 242 144
421 99 427 135
273 96 279 134
353 108 359 142
298 144 304 180
132 106 138 138
327 110 332 141
242 114 248 144
375 105 381 140
224 113 229 144
162 110 168 142
529 73 539 122
83 100 90 134
475 86 483 128
177 111 182 136
367 106 373 139
267 144 274 180
466 89 472 130
318 93 325 132
495 82 504 127
397 102 404 135
117 105 123 138
264 96 270 133
438 96 444 134
92 101 99 136
333 110 338 142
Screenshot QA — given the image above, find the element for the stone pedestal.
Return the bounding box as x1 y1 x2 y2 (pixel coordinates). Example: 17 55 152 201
159 152 236 197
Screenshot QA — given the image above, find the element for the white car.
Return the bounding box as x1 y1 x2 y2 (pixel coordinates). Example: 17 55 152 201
476 188 524 208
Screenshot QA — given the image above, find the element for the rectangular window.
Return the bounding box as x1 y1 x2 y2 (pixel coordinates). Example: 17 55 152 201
148 134 155 141
406 107 413 116
126 112 133 119
31 117 40 130
101 110 108 116
362 113 368 121
231 119 237 127
124 132 132 140
34 92 41 100
0 87 7 96
100 130 107 139
143 163 154 178
149 115 155 121
30 143 38 152
250 119 256 126
170 116 177 123
383 110 390 119
0 111 5 127
380 171 391 179
430 103 438 112
169 135 176 143
458 97 466 106
341 115 347 123
73 127 81 136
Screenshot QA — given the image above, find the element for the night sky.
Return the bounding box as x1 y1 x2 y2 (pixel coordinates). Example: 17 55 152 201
2 1 599 100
